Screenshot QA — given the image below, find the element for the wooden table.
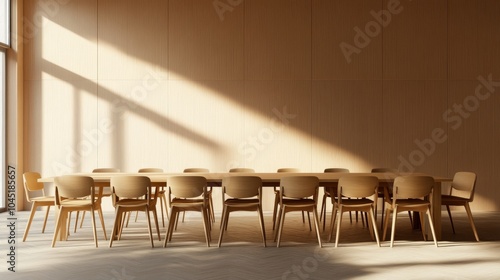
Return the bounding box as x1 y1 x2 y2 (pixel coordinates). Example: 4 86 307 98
39 172 452 241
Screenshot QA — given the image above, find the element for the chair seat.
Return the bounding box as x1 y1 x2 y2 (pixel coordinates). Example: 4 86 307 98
225 198 260 207
442 195 469 204
60 199 93 207
282 198 316 206
115 199 149 207
31 196 54 203
340 198 374 207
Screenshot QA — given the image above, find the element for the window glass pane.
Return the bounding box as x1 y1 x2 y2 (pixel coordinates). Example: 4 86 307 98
0 0 10 47
0 49 5 210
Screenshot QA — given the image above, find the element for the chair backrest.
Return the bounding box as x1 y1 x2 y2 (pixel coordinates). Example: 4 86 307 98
54 176 95 205
450 171 477 201
338 176 378 198
183 168 209 173
23 172 44 201
168 176 207 198
229 168 255 173
277 168 300 173
110 176 151 199
371 168 398 173
324 168 350 173
138 168 163 173
222 176 262 199
392 176 434 200
93 168 120 173
280 176 319 199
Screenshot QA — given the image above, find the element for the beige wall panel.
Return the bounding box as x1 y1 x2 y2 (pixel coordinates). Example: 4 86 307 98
449 0 500 80
477 0 500 79
383 0 447 80
25 80 98 178
95 80 168 172
167 80 245 173
448 0 479 80
98 0 168 80
447 81 500 211
245 0 311 80
243 81 312 171
311 81 384 173
169 0 244 81
312 0 383 80
24 0 97 81
382 81 448 175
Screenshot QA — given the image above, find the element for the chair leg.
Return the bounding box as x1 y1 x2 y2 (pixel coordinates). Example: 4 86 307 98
109 207 122 248
464 203 480 242
272 192 279 230
151 209 161 241
335 207 344 248
90 207 98 248
426 209 438 247
446 205 456 234
217 205 229 247
258 206 267 247
382 209 391 241
276 207 286 247
74 211 80 233
369 208 380 247
312 208 322 248
201 206 211 247
164 208 178 247
327 206 338 242
42 205 51 233
98 208 107 240
390 209 398 248
22 203 38 242
145 208 154 248
52 208 64 248
79 211 86 229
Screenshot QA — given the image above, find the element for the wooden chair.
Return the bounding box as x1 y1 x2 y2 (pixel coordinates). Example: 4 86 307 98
382 175 438 247
329 175 380 247
218 176 266 247
73 168 121 231
275 176 322 248
22 172 55 242
130 168 166 229
320 168 350 231
442 171 479 241
109 176 154 248
272 168 303 230
164 176 211 247
52 175 99 247
371 168 406 229
183 168 213 224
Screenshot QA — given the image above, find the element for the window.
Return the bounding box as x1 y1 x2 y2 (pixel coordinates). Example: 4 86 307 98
0 0 9 211
0 49 5 211
0 0 9 47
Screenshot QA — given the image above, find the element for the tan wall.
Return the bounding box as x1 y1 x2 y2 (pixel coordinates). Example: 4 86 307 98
21 0 500 211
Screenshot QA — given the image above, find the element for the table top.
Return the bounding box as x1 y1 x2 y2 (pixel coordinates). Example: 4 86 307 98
39 172 452 185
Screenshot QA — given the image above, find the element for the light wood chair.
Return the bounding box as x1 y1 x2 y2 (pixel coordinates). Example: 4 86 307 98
320 168 350 231
272 168 302 230
218 176 266 247
22 172 55 242
164 176 211 247
382 175 438 247
73 168 121 231
275 176 322 248
109 176 154 248
329 175 380 247
183 168 213 224
371 168 405 229
442 171 479 241
52 175 99 247
129 168 166 229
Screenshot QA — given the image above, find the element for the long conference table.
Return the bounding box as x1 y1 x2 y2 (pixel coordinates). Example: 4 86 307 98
39 172 452 241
